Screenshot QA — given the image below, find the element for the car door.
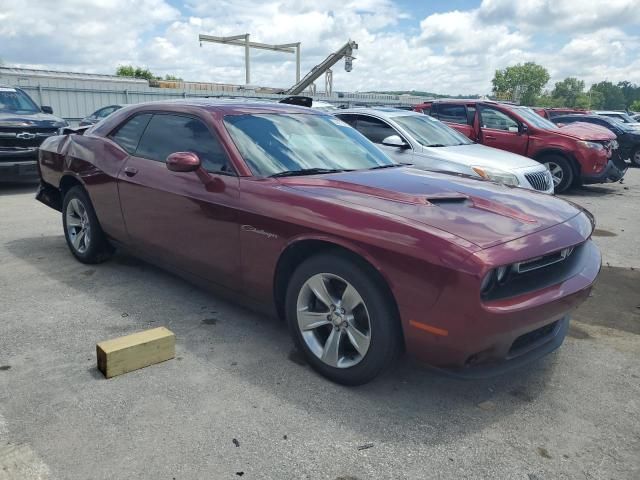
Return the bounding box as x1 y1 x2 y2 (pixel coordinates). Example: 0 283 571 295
477 105 528 156
116 112 242 290
338 114 413 164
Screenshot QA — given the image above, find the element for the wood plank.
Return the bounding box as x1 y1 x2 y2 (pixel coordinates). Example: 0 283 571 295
96 327 175 379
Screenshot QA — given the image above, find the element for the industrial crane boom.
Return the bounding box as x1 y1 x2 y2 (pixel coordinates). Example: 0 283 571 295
285 40 357 95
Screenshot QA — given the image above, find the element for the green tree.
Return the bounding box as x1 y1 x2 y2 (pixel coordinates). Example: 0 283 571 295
164 74 183 81
116 65 157 81
584 89 605 109
590 81 626 110
575 94 594 109
551 77 585 107
536 93 565 108
617 81 640 108
630 100 640 112
492 62 550 106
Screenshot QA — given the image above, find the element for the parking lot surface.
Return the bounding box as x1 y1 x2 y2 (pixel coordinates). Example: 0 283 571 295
1 171 639 480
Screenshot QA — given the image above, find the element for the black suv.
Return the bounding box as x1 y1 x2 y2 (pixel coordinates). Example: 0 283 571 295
551 114 640 167
0 85 67 182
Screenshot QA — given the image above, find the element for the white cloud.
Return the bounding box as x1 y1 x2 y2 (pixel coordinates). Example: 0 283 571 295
0 0 639 95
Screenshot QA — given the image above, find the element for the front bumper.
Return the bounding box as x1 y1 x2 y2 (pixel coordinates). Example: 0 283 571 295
0 148 39 182
400 213 600 376
433 316 569 379
582 157 627 184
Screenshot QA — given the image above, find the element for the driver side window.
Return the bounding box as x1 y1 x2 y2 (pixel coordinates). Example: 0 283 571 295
480 107 519 132
351 115 400 144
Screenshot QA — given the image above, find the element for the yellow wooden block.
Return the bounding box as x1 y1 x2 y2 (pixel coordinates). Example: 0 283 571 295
96 327 175 379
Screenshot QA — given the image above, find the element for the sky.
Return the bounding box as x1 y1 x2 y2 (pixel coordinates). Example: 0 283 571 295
1 0 639 95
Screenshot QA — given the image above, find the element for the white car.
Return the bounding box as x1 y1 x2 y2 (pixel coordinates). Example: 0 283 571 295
336 108 554 194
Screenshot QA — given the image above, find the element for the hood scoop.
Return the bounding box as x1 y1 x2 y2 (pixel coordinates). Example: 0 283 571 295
279 177 435 205
281 176 538 224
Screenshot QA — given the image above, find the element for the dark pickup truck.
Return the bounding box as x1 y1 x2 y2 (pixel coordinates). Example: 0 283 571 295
0 85 67 183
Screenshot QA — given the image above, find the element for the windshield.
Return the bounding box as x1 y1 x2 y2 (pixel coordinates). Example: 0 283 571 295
0 87 40 114
606 112 636 123
608 118 635 131
223 113 396 176
514 107 558 130
392 114 472 147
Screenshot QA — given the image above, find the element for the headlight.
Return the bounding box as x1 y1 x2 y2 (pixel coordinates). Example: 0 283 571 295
471 166 519 186
578 140 604 150
480 265 511 295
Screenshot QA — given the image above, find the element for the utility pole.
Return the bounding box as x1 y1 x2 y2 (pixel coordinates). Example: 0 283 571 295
199 34 300 85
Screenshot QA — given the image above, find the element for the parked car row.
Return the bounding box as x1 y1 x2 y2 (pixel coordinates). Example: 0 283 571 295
413 99 627 192
335 108 553 193
34 99 601 385
535 107 640 128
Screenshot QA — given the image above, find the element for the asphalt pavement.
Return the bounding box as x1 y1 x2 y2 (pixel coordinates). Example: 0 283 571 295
0 170 638 479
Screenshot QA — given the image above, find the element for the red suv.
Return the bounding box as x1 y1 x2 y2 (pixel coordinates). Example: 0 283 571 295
414 100 624 192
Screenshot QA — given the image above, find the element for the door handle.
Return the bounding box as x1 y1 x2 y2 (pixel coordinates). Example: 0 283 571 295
484 135 497 140
124 166 138 177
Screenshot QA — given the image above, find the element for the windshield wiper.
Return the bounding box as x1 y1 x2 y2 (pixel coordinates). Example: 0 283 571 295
425 144 448 147
270 168 351 178
368 163 407 170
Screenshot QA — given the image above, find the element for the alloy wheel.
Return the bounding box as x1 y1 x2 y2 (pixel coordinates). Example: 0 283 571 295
545 161 563 187
296 273 371 369
65 198 91 254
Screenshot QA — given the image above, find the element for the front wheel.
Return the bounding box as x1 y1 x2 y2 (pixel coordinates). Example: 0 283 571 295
285 253 400 385
543 155 574 193
62 186 113 264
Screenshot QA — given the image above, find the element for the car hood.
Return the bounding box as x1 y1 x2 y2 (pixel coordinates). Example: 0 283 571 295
555 122 616 141
278 167 583 249
0 111 66 128
418 143 541 170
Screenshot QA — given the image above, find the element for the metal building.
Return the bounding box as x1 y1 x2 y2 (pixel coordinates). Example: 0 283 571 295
0 67 426 124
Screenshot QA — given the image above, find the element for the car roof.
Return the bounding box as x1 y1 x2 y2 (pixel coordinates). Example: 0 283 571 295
594 110 625 114
554 114 612 121
335 107 422 118
115 98 323 116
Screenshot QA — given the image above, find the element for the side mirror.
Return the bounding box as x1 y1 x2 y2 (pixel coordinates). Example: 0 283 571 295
41 106 54 114
519 123 528 134
166 152 201 172
381 135 410 149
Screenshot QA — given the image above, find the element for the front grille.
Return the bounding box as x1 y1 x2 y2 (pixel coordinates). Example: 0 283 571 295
509 320 559 355
483 241 588 301
0 128 57 148
525 171 551 191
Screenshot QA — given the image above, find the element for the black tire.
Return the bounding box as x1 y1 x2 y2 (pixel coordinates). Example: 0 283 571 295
542 154 574 193
631 146 640 167
62 186 113 264
285 252 400 385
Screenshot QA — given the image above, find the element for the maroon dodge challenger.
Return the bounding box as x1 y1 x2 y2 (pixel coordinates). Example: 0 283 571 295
36 100 601 385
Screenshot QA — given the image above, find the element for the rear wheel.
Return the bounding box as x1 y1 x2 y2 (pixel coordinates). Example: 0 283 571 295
62 186 113 264
285 253 400 385
632 146 640 167
543 155 574 193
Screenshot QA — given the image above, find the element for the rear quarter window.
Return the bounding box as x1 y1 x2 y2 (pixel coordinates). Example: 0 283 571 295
109 114 152 154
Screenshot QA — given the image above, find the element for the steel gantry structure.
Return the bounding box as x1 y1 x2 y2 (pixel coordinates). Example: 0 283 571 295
198 33 301 85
